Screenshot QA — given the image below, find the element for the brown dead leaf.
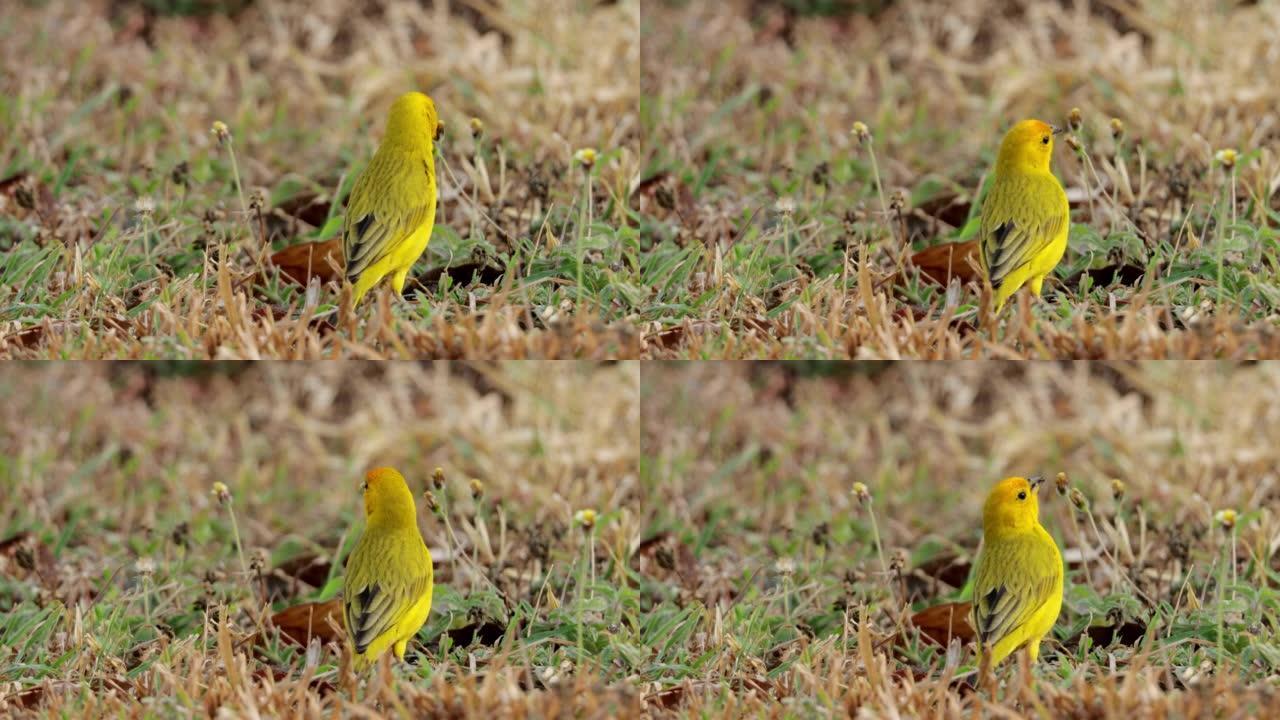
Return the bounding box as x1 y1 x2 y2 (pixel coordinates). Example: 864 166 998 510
269 239 344 286
906 601 975 647
266 598 344 648
906 240 981 287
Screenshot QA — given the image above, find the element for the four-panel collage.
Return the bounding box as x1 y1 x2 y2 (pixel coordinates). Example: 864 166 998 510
2 0 1278 717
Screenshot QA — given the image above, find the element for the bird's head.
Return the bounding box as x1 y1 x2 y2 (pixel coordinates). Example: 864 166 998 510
996 118 1059 174
982 475 1043 535
361 466 418 528
384 91 442 149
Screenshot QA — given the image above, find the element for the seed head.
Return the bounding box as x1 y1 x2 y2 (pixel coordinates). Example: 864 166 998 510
1111 478 1126 502
211 482 232 506
1055 472 1069 496
432 467 446 490
1109 118 1125 138
1068 107 1083 131
574 148 598 169
135 557 156 577
249 188 268 212
134 196 155 217
469 117 484 138
1066 134 1083 152
1215 149 1238 169
889 188 908 212
1215 508 1237 530
211 120 231 147
851 121 871 145
851 481 871 505
1069 487 1088 513
890 548 908 574
469 478 485 500
423 490 441 514
775 557 796 576
574 508 598 530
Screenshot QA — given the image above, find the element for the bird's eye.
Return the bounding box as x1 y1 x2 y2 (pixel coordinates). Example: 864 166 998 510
1017 490 1027 500
1041 136 1050 145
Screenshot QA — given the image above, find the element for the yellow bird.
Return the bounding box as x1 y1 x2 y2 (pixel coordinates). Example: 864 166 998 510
343 92 442 305
971 475 1064 668
343 467 434 671
978 118 1071 314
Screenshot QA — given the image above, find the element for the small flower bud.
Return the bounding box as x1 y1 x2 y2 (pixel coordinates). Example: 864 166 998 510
432 467 445 490
469 117 484 138
423 490 441 514
211 482 231 506
1068 107 1082 131
1109 118 1124 138
1215 149 1238 169
1055 472 1069 496
851 121 871 145
851 482 870 505
469 478 485 499
1110 479 1126 502
1069 487 1088 513
211 120 231 146
574 148 597 168
1215 509 1237 530
574 508 598 530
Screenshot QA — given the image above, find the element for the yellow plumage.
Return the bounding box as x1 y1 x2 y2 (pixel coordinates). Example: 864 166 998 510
343 92 441 305
971 475 1064 668
343 467 434 671
978 118 1071 314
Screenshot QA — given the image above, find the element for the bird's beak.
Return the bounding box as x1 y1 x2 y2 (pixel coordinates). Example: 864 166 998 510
1028 475 1045 491
1051 125 1063 135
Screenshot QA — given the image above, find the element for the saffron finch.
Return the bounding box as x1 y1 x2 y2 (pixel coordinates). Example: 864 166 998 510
343 92 442 305
978 119 1070 313
343 467 434 671
971 475 1064 668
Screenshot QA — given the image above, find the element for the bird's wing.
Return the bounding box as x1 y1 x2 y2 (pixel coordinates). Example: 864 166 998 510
971 540 1059 649
979 174 1068 286
343 539 433 655
342 151 436 281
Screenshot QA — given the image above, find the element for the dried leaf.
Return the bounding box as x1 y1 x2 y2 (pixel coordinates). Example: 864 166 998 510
267 598 345 648
907 601 975 647
906 240 981 287
269 239 344 286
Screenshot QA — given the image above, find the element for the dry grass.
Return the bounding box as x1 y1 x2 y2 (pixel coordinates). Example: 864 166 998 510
1 0 640 358
639 0 1280 358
